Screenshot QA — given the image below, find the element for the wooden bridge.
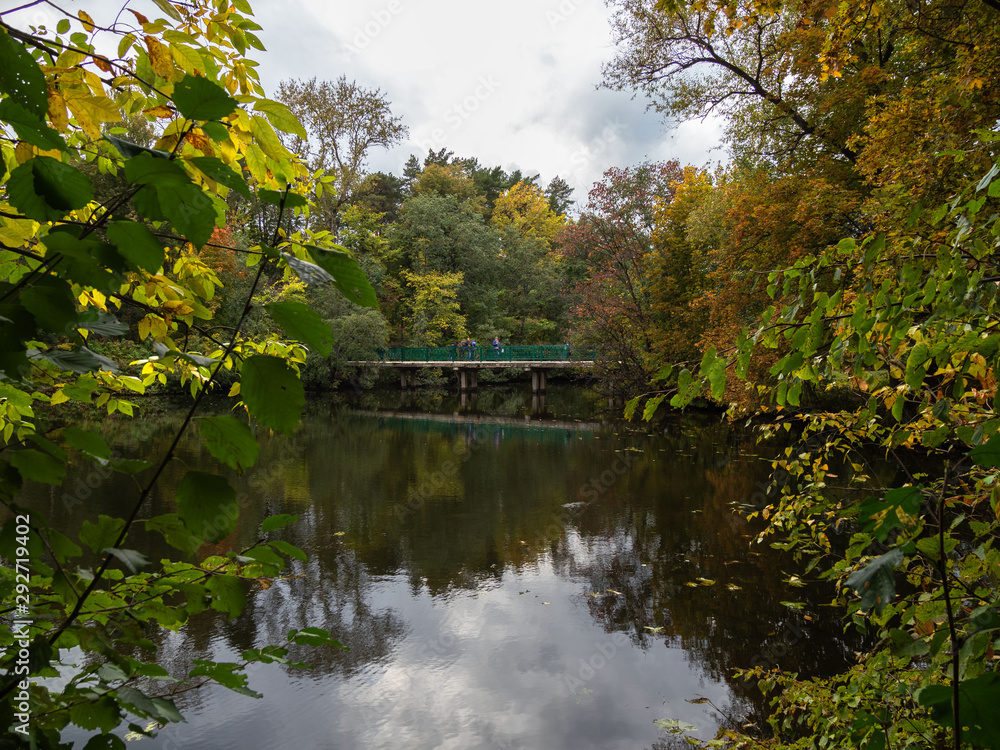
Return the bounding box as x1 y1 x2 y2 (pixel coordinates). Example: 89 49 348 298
372 345 595 392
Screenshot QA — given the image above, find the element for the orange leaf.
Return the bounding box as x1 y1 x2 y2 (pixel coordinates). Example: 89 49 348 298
92 55 112 73
128 9 150 25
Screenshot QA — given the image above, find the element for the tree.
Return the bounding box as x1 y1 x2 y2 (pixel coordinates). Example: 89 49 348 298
602 0 868 169
0 2 376 743
276 76 408 231
545 176 575 216
560 162 684 394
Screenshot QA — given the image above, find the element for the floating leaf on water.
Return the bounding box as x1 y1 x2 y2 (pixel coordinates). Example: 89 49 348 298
654 718 698 734
781 601 805 609
333 531 346 537
644 626 665 633
726 583 742 591
606 588 623 596
696 578 716 586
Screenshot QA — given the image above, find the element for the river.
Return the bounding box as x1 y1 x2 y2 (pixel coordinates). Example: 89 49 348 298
27 385 860 749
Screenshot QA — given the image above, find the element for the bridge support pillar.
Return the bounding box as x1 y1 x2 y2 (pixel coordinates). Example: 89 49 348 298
530 368 547 394
458 369 478 392
400 369 417 389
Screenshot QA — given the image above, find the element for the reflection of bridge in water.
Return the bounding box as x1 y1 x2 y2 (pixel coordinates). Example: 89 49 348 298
366 345 596 393
360 409 606 446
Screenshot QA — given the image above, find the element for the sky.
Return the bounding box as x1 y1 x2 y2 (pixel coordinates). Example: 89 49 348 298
10 0 727 208
246 0 727 204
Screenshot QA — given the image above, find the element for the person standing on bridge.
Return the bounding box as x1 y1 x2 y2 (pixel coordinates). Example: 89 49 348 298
469 338 477 360
493 336 501 358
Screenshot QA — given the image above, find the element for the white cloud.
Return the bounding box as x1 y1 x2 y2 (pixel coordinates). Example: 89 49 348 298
250 0 726 202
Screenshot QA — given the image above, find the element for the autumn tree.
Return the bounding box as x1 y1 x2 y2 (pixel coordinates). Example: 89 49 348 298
277 76 408 230
0 1 376 743
560 162 683 394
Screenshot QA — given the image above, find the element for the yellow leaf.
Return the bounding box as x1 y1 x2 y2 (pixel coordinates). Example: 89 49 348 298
227 382 240 397
47 87 69 131
244 142 268 183
170 43 204 75
49 389 70 406
78 10 96 32
144 104 174 119
144 36 175 80
249 114 285 161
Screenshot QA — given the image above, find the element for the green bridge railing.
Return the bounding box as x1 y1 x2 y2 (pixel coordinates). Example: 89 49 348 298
376 345 593 363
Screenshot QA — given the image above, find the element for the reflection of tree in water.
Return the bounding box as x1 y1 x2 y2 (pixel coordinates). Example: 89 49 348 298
147 544 406 716
549 424 867 730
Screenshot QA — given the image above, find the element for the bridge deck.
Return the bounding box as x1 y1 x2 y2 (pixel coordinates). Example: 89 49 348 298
371 360 592 369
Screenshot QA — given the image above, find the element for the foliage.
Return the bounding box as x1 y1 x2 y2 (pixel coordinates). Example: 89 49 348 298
560 161 684 394
0 1 376 743
639 137 1000 750
276 75 408 231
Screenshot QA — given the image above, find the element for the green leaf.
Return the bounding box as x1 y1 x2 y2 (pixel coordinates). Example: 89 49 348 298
7 156 94 221
80 515 126 554
304 245 379 308
151 0 184 21
105 547 150 573
198 415 259 472
82 733 126 750
654 718 699 734
173 73 239 120
124 153 220 247
642 394 666 422
261 513 299 533
106 135 170 160
187 156 252 198
21 275 78 334
265 301 333 356
150 697 184 724
905 343 930 390
240 355 305 435
0 98 66 151
845 547 902 614
915 673 1000 747
253 98 307 139
970 433 1000 468
62 426 111 460
70 695 121 733
857 486 923 543
290 627 346 648
145 513 203 557
76 312 130 337
204 576 247 618
106 220 166 272
189 659 259 696
0 28 50 118
269 539 307 561
239 545 284 573
258 189 308 208
10 448 65 485
27 346 120 374
176 470 238 542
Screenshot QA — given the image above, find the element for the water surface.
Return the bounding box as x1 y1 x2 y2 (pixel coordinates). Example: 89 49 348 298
27 386 859 749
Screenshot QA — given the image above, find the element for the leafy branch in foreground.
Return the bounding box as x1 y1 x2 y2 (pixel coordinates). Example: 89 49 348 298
0 1 377 745
635 138 1000 749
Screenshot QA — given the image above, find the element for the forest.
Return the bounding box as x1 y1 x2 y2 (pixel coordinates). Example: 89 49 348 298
0 0 999 747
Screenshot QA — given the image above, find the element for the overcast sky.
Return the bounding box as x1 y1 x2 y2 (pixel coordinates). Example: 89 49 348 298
11 0 726 208
248 0 726 204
